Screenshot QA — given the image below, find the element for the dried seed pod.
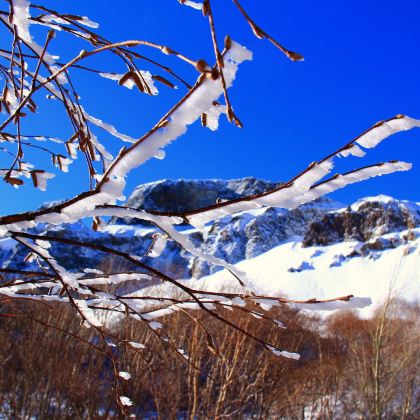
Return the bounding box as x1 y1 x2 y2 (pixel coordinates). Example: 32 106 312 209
217 53 224 68
234 116 243 129
152 74 176 89
63 14 83 21
129 51 142 59
201 113 208 127
56 155 65 171
286 50 304 61
27 99 37 113
195 59 210 73
47 29 56 40
227 107 235 122
118 71 134 87
157 119 170 129
30 170 45 188
251 23 265 39
210 67 219 80
131 72 145 93
3 101 10 114
86 140 96 161
202 0 210 16
162 46 175 55
5 176 23 186
224 35 232 50
373 120 385 128
23 252 35 263
206 332 219 356
92 216 101 232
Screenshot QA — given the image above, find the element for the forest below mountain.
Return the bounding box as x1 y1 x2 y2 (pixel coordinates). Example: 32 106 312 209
0 297 418 418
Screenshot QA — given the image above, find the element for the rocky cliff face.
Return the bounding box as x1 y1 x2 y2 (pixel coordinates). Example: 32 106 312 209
1 180 419 283
187 199 341 277
303 195 420 247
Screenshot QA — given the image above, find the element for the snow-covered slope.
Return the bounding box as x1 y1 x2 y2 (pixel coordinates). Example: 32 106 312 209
183 227 420 316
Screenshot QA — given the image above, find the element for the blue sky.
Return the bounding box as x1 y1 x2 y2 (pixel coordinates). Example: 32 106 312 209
1 0 419 214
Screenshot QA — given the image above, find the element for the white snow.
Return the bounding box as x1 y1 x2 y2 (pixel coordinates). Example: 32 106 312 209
119 396 133 407
118 371 131 380
147 233 168 258
179 1 203 11
355 115 420 149
83 110 137 144
11 0 32 43
99 70 158 95
267 345 300 360
350 194 420 213
78 16 99 29
127 227 419 318
128 341 145 349
190 231 420 317
31 170 55 191
73 299 103 327
1 3 56 63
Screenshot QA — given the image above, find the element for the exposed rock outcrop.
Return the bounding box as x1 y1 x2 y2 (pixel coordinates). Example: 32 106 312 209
303 195 420 247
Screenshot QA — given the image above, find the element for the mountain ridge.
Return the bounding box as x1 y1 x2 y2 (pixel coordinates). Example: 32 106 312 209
1 178 418 291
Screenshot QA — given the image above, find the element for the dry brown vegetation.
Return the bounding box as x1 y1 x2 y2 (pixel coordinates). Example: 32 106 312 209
1 298 418 419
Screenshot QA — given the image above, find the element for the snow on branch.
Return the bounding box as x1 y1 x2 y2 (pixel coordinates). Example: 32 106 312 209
1 3 419 415
0 40 252 235
149 115 420 229
178 0 203 11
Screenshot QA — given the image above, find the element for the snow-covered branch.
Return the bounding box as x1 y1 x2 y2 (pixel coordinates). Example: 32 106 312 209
1 1 419 415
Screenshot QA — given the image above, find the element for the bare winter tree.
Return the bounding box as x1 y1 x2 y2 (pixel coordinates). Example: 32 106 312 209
0 0 419 414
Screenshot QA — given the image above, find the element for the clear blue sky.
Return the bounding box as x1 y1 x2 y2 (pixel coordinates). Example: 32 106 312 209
1 0 419 215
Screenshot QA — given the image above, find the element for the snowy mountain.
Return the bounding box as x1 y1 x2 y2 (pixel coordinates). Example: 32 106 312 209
0 178 340 277
178 225 420 316
1 178 419 308
112 178 284 224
